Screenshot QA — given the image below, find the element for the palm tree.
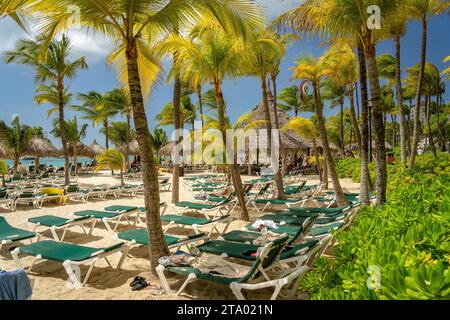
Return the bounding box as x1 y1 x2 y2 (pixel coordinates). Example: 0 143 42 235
282 117 323 183
51 117 88 174
243 30 287 200
278 86 302 116
407 0 449 168
293 54 348 206
151 128 168 163
73 91 121 150
443 55 450 80
162 22 252 221
103 121 136 148
0 116 34 173
103 88 133 168
0 0 29 29
0 159 8 187
155 96 196 131
32 0 263 271
4 35 87 185
95 150 126 186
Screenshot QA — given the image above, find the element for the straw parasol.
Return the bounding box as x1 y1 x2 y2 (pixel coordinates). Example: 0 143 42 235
158 141 175 157
67 142 96 158
118 139 140 156
0 142 11 159
25 137 59 170
89 140 105 156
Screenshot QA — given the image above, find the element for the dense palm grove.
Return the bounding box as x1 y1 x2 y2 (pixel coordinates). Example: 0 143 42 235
0 0 449 299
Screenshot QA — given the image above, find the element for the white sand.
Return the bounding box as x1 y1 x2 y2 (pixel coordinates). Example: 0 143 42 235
0 170 359 300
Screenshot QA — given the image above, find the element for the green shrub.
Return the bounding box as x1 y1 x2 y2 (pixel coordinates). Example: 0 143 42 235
300 153 450 300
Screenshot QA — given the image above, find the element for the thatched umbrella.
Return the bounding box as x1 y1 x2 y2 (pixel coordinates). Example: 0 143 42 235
0 142 11 159
89 140 105 156
118 139 140 156
158 141 176 157
25 137 59 171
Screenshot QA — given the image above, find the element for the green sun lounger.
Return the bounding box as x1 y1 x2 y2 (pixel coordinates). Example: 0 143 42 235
157 235 292 300
11 240 129 288
74 209 134 232
220 225 303 244
27 215 96 241
160 214 232 236
253 196 308 212
257 214 314 227
116 228 207 250
0 216 39 251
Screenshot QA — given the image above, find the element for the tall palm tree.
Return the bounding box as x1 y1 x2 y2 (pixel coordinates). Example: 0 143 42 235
278 86 302 116
151 128 168 163
162 23 252 221
407 0 449 168
0 0 29 29
443 56 450 80
282 117 323 182
51 117 88 174
155 97 196 131
243 30 287 200
95 150 126 186
32 0 263 270
73 91 121 150
103 121 136 148
4 35 87 185
0 116 34 173
293 54 348 206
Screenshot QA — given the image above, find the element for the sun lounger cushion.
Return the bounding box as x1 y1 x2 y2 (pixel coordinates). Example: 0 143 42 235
103 205 137 212
258 214 308 226
255 198 304 204
175 202 218 210
310 221 345 236
28 215 88 227
160 214 228 226
288 206 351 215
74 210 120 219
117 228 206 246
279 240 320 260
18 240 124 262
0 217 36 242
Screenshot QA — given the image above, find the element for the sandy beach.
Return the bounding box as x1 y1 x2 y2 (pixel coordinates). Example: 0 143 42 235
0 171 360 300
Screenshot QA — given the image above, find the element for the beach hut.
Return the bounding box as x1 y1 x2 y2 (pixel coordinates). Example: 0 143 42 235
118 139 140 156
25 137 59 172
89 140 105 156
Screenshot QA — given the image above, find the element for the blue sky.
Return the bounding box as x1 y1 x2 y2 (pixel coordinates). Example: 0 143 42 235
0 0 449 148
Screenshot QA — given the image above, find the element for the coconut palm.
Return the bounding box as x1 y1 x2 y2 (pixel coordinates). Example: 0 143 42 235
162 23 251 220
19 0 265 271
443 56 450 80
73 91 122 150
151 128 168 163
155 96 197 131
0 159 8 187
103 121 136 148
242 30 287 200
407 0 449 168
278 86 302 116
282 117 323 183
0 116 34 173
95 150 126 186
292 54 347 206
0 0 29 29
4 35 87 185
51 117 88 174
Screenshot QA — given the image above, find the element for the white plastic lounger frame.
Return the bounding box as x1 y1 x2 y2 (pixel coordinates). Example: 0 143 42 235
0 234 42 253
162 215 233 237
83 189 106 201
29 217 97 241
100 208 141 232
11 244 129 289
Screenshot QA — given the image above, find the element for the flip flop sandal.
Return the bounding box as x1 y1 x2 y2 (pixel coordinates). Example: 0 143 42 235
131 279 149 291
129 276 146 287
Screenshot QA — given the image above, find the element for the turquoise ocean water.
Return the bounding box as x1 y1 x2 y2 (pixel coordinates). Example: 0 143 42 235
5 157 93 169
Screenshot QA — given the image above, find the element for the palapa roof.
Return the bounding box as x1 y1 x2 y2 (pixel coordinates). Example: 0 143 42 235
25 137 59 157
0 142 11 159
118 139 140 155
66 142 96 158
158 141 175 157
236 100 310 151
89 140 105 155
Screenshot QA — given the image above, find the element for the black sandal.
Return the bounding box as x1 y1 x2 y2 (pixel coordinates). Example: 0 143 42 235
129 276 146 287
131 279 149 291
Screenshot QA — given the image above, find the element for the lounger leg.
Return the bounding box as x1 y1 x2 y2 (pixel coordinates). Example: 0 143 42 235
116 246 129 269
88 219 97 235
230 283 247 300
102 218 113 232
50 226 60 241
11 248 22 268
176 273 197 296
156 265 173 294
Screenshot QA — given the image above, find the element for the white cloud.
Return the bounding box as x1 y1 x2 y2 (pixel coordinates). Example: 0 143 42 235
0 19 27 51
258 0 304 19
66 29 114 63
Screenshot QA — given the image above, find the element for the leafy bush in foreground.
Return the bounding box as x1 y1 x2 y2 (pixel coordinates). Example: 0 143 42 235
300 154 450 300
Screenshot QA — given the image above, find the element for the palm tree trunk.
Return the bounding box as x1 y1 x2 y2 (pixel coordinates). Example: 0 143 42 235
214 81 249 221
394 35 408 164
426 95 437 157
312 139 323 183
271 74 287 176
171 68 182 203
261 76 286 200
313 81 347 206
197 84 204 128
357 39 371 204
13 157 19 174
410 16 427 169
126 41 169 272
57 80 70 185
348 83 362 151
436 94 447 151
35 156 40 173
365 38 388 205
104 120 109 150
120 168 124 187
340 97 345 155
73 144 78 175
125 113 131 169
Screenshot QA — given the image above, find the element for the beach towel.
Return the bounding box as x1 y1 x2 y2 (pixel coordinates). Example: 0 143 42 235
251 220 278 230
0 269 32 300
192 255 250 278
